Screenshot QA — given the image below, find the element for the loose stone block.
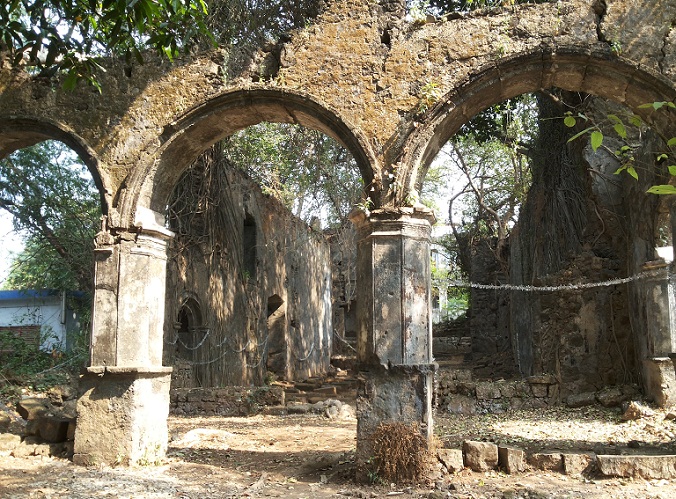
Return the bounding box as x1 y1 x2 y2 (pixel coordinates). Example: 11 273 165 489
566 392 596 408
528 451 563 472
596 387 624 407
498 383 516 399
444 395 477 415
498 446 525 474
562 452 594 475
463 440 498 471
438 448 464 473
476 382 502 400
642 358 676 408
531 384 548 398
11 443 37 458
16 398 49 420
597 455 676 479
514 381 531 398
621 401 655 421
0 433 21 451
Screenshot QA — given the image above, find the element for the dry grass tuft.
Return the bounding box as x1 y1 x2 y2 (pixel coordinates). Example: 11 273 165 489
368 421 431 484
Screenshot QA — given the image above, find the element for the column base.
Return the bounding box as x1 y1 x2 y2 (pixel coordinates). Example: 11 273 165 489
642 358 676 408
73 366 172 466
355 363 436 482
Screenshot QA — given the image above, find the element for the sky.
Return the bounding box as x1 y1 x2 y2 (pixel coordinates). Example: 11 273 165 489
0 211 23 286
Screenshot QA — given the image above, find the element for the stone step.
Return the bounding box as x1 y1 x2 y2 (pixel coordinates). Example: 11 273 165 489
597 454 676 479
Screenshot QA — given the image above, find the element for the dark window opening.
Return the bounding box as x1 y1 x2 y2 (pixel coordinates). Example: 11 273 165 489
243 214 257 280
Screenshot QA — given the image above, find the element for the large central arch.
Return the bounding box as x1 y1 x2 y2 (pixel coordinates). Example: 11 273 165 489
118 88 381 229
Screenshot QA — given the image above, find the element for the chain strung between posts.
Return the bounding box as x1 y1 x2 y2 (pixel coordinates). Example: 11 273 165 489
435 268 669 293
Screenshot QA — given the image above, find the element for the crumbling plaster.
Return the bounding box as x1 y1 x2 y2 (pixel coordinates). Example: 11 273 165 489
2 0 676 230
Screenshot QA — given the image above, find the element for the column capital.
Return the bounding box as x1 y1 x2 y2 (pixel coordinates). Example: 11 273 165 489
349 206 436 226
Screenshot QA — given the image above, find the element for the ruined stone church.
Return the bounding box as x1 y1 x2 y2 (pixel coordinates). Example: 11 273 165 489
2 0 676 470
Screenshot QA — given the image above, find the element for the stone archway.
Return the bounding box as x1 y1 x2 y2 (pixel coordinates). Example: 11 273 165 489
119 89 381 230
75 90 378 466
397 49 676 202
398 48 676 407
0 118 109 214
2 0 675 472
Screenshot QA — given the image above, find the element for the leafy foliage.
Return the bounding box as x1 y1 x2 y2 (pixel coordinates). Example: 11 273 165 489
0 322 85 401
1 0 326 88
563 100 676 195
413 0 552 15
1 0 211 88
0 141 100 292
427 93 536 273
205 0 323 48
223 123 363 228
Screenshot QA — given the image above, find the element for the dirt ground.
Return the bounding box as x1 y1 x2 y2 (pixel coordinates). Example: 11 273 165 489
2 405 676 499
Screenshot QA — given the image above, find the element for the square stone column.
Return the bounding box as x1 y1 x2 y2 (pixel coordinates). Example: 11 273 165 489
635 263 676 406
90 227 173 367
350 207 437 476
74 222 174 465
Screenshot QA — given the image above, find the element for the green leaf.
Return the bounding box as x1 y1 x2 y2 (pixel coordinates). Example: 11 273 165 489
62 70 79 91
563 116 576 127
567 126 595 143
667 137 676 147
613 123 627 139
590 130 603 152
626 166 638 180
629 115 643 127
607 114 622 124
614 165 627 175
647 185 676 195
668 165 676 176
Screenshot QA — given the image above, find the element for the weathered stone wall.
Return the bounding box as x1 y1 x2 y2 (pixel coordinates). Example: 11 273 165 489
468 241 511 361
170 386 285 416
435 369 642 414
508 99 660 395
436 369 559 414
3 0 676 225
164 164 333 387
327 225 358 354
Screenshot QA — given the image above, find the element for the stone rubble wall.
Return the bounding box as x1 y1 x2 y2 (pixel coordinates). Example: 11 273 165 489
435 369 644 415
435 370 559 414
438 440 676 480
169 386 285 417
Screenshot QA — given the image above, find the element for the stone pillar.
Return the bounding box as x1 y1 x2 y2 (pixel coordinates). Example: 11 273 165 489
350 207 436 475
638 262 676 407
74 222 174 466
